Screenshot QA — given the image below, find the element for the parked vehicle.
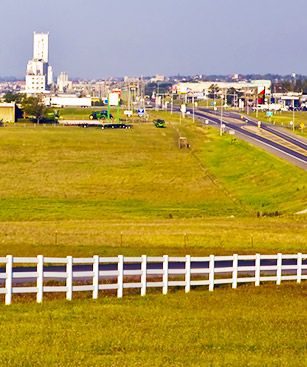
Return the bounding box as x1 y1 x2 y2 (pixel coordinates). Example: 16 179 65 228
80 123 132 129
89 110 113 120
153 119 166 128
101 123 132 129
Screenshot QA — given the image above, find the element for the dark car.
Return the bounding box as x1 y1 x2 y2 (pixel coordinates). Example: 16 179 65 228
89 110 113 120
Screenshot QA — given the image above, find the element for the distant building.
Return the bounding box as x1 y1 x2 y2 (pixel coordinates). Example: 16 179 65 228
150 74 165 83
47 65 53 86
33 32 49 62
57 72 72 93
0 103 16 122
25 32 53 94
174 80 271 100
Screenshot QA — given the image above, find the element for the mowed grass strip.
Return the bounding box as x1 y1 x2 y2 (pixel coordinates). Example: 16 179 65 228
0 283 305 366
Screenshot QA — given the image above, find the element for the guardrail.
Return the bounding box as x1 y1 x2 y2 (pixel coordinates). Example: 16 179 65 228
0 253 306 305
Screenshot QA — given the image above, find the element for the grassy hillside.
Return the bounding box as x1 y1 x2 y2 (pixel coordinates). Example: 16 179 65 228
1 119 306 218
0 114 306 256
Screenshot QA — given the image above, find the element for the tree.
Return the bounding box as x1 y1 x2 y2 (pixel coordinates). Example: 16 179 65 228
208 84 220 99
22 96 46 124
3 92 26 104
226 87 240 106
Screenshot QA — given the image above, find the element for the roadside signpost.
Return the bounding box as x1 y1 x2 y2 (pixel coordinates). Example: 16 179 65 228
137 108 145 117
180 104 186 119
300 123 304 132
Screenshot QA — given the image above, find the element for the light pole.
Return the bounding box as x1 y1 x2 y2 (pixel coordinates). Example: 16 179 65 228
213 90 216 110
220 94 224 136
192 93 195 123
292 103 295 131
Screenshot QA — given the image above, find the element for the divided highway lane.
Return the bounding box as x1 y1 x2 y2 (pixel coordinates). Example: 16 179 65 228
220 110 307 151
192 109 307 169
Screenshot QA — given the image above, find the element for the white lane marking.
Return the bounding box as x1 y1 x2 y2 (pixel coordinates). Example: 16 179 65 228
235 130 307 165
196 114 306 165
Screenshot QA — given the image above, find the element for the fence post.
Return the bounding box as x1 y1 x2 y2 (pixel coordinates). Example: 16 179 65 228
37 255 44 303
162 255 169 295
141 255 147 296
209 255 215 291
232 254 238 289
117 255 124 298
185 255 191 293
5 255 13 306
255 253 260 287
66 256 73 301
93 255 100 299
297 253 302 284
276 253 282 285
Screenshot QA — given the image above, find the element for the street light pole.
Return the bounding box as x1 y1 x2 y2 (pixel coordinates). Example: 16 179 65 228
192 93 195 123
220 94 223 136
293 103 295 131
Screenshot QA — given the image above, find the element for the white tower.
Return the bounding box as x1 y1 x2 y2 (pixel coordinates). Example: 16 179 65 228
33 32 49 63
26 32 52 94
47 65 53 86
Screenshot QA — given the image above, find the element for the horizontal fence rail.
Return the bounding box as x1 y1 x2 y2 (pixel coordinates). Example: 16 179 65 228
0 253 306 305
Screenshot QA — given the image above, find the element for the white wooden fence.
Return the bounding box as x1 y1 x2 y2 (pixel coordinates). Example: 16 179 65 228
0 253 306 305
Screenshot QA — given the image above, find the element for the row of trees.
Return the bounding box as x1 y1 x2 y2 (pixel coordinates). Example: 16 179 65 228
3 93 46 123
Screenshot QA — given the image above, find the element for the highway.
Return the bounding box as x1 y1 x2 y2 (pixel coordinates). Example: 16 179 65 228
190 108 307 170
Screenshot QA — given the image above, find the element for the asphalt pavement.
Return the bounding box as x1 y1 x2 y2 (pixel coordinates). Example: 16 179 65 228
192 108 307 170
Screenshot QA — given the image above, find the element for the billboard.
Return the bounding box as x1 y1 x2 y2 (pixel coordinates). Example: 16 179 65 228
109 92 120 106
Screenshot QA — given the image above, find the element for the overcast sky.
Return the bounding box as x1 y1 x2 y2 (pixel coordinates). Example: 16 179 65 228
1 0 307 79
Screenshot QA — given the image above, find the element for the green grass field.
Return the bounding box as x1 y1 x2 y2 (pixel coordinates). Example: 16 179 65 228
0 112 306 257
0 284 306 366
1 110 306 366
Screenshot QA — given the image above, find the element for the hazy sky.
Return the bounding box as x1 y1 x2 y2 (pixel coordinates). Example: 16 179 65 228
1 0 307 78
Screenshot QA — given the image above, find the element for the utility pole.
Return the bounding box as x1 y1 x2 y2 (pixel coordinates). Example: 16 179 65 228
128 82 131 111
256 88 259 118
192 93 195 123
293 99 295 131
220 94 224 136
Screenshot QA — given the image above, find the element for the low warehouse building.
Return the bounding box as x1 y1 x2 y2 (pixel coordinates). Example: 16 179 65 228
0 103 16 122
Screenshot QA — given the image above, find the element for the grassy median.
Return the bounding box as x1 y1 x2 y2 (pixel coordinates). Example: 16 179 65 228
248 111 307 137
